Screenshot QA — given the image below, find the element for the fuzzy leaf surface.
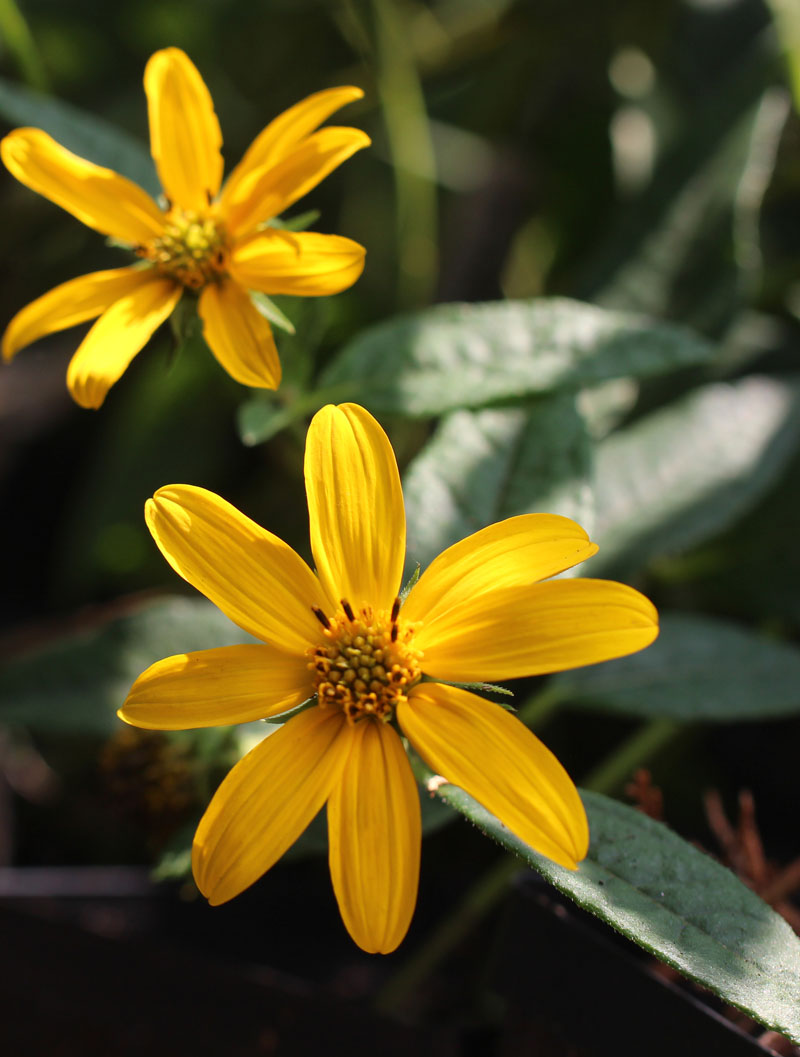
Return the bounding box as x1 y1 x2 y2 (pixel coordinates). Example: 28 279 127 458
322 298 714 416
438 783 800 1043
0 76 158 194
588 375 800 577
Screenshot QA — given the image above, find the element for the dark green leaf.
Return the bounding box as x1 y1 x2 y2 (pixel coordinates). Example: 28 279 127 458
552 612 800 721
438 783 800 1043
588 375 800 576
593 98 779 329
0 597 255 737
575 41 775 333
321 298 714 417
402 395 593 573
0 75 158 195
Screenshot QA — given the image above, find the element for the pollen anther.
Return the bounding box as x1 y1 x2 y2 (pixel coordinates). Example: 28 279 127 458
139 208 228 290
308 603 421 725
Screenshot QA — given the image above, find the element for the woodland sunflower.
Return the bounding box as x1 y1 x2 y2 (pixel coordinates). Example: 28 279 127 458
119 402 658 953
1 48 368 407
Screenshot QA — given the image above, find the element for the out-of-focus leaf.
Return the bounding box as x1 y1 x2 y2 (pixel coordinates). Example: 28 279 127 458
595 99 771 330
577 38 774 332
435 782 800 1044
236 383 353 447
0 597 255 737
402 394 593 573
0 76 159 195
552 612 800 721
663 448 800 635
732 91 791 301
321 299 714 417
237 396 296 447
588 375 800 577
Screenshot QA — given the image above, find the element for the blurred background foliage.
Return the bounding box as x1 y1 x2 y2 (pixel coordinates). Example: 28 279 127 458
1 0 800 1022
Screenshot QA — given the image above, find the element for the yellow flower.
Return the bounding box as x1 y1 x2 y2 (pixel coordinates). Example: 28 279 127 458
119 403 658 953
1 48 369 408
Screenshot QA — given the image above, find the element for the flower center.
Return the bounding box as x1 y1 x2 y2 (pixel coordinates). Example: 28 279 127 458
308 598 421 725
139 209 228 290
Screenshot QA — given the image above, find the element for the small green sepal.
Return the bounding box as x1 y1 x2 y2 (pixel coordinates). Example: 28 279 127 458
249 291 296 335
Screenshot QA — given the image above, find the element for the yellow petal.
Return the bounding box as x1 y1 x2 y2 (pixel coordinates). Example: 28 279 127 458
403 514 598 626
118 644 312 730
144 47 223 212
305 403 405 613
230 229 365 297
398 683 588 869
221 86 364 209
1 128 165 243
66 278 181 408
197 280 281 389
327 719 420 954
223 126 370 237
145 484 333 654
2 267 155 362
416 578 659 683
193 706 350 905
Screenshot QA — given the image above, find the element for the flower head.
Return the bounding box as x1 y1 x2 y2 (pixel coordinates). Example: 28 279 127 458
2 48 369 407
119 403 658 953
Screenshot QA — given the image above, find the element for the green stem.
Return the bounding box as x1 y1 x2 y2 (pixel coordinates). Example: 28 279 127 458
581 718 680 796
379 717 682 1014
375 852 518 1015
0 0 48 91
517 683 567 731
371 0 438 308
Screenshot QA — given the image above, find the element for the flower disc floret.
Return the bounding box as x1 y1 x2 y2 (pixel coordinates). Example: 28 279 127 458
309 598 421 724
139 209 228 290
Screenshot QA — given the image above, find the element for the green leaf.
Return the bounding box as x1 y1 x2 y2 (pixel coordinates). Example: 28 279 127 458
0 597 255 737
402 394 593 573
589 375 800 577
592 98 778 329
552 612 800 721
0 75 158 195
437 783 800 1043
321 298 714 417
575 39 776 333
